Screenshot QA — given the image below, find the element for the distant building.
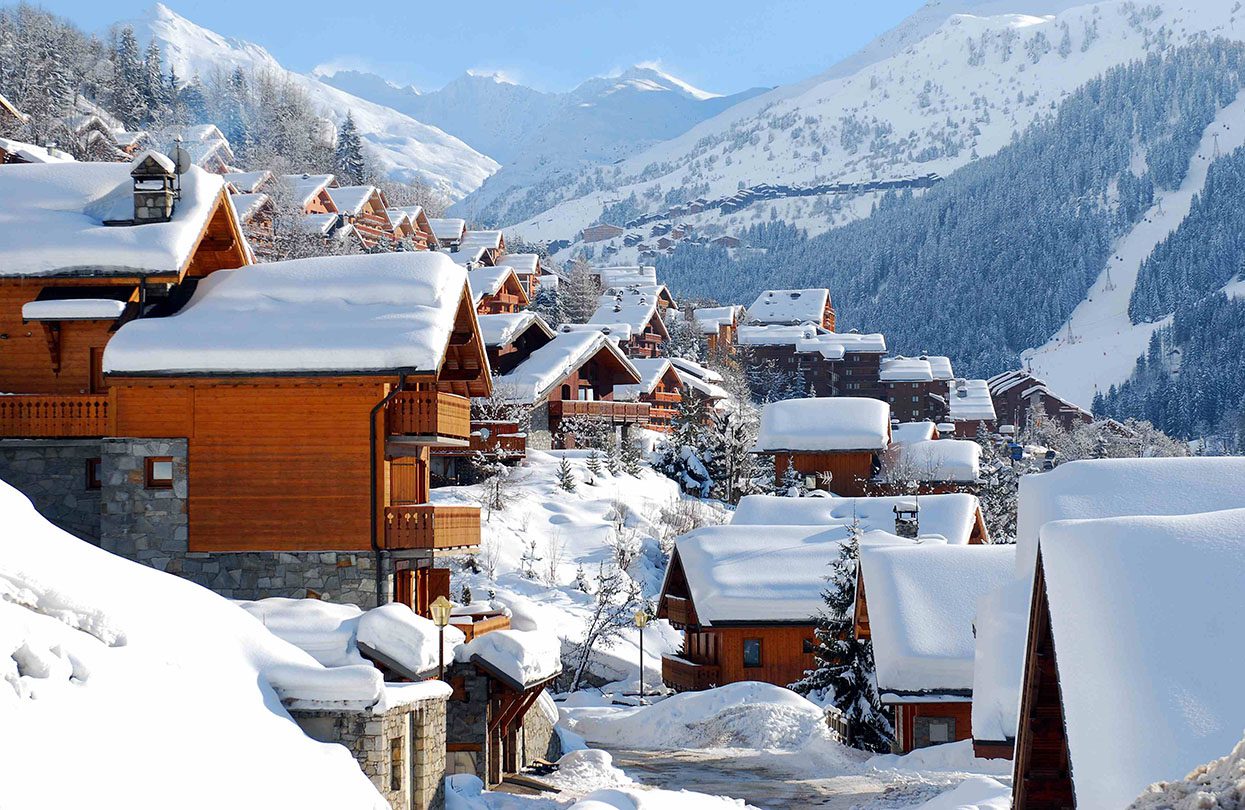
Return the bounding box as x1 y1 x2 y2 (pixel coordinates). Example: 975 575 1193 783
988 370 1090 433
753 397 891 497
580 223 624 243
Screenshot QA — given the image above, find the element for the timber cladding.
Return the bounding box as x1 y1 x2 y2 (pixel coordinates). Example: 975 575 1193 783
710 625 816 687
113 378 393 553
775 451 877 497
0 280 124 394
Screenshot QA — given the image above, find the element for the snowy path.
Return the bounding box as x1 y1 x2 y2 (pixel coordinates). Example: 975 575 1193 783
608 747 1000 809
1021 90 1245 408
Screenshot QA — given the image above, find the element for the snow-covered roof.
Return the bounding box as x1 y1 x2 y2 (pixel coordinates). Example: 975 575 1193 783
970 578 1030 745
800 331 887 356
947 379 996 423
440 245 488 267
615 357 676 400
559 321 633 341
327 185 383 217
0 137 75 164
880 356 933 382
457 629 561 689
460 229 503 252
924 355 954 381
987 369 1035 396
693 305 741 334
494 330 640 404
746 288 829 325
0 161 230 278
882 439 981 483
671 524 852 624
476 311 554 348
1039 509 1245 809
890 421 938 444
280 174 335 208
736 323 822 347
496 253 540 275
754 397 891 453
860 543 1014 695
21 298 127 321
298 212 341 235
105 251 468 376
223 170 271 194
731 492 983 546
427 217 466 241
467 265 519 302
591 265 657 287
589 289 660 333
229 192 270 223
669 356 722 383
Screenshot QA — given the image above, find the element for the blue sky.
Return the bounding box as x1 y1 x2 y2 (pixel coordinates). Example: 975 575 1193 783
37 0 927 94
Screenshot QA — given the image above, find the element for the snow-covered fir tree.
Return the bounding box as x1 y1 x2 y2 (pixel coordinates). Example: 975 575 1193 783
556 456 576 492
334 111 368 185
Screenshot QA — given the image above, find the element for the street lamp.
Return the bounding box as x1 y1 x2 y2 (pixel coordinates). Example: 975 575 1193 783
429 595 454 680
634 609 650 704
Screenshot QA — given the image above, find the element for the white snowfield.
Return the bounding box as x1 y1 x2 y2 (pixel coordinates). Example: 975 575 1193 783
859 543 1014 695
137 4 497 199
104 252 467 376
730 493 984 546
0 162 226 277
1040 509 1245 808
754 397 891 452
0 481 389 809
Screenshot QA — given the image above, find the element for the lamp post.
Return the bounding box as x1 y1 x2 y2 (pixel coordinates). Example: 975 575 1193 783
429 595 454 681
634 609 650 704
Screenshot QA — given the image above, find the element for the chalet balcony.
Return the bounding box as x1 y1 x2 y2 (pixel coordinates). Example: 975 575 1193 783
0 394 112 438
451 610 511 642
385 391 471 446
661 655 720 692
431 421 526 458
383 503 480 552
549 399 650 424
663 595 697 629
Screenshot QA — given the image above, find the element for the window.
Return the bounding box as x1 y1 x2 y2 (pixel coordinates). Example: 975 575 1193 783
802 639 815 654
742 638 762 668
85 458 102 490
144 457 174 489
927 719 952 744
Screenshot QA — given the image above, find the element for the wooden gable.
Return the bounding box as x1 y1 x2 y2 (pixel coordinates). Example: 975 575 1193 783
436 284 493 398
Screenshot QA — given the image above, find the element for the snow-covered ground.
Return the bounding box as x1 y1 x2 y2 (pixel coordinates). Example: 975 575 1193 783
1022 89 1245 407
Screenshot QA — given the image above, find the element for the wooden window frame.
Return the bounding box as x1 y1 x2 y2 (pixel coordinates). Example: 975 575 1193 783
742 638 762 669
144 456 175 489
85 457 102 491
802 638 815 655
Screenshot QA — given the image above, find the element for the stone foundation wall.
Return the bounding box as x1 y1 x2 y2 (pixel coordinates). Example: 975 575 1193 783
0 438 103 542
521 695 561 766
290 696 447 810
445 664 490 781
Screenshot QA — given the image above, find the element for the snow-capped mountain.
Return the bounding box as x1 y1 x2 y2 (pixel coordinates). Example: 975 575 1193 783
320 64 765 223
133 4 497 199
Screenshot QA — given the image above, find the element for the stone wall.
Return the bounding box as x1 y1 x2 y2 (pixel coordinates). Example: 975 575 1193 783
445 664 490 781
526 402 553 451
521 695 561 766
0 438 103 542
290 696 447 810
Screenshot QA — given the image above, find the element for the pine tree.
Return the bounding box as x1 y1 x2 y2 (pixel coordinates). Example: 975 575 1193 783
335 112 367 185
560 260 603 324
141 39 165 124
556 456 576 492
620 435 643 475
111 26 145 126
586 450 603 479
791 521 894 752
530 284 565 327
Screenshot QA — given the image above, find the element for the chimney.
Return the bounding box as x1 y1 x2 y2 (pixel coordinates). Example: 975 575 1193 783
130 151 177 224
894 501 919 539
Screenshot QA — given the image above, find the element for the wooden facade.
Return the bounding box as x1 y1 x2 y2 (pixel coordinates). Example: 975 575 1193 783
475 270 529 315
892 701 974 753
621 310 669 359
884 379 950 424
639 366 683 432
773 451 880 498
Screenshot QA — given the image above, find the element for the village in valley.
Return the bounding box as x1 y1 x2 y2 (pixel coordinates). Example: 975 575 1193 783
3 3 1245 810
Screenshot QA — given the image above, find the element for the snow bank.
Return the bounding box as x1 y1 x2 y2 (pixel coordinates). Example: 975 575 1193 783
913 776 1011 810
859 544 1013 693
458 628 561 687
1040 508 1245 809
0 481 386 808
730 493 982 546
357 602 464 677
105 251 466 375
867 740 1012 776
0 162 227 277
754 396 891 452
1129 732 1245 810
883 439 981 482
562 682 837 752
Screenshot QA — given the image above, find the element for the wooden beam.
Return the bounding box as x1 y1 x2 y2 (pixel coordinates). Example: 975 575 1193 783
41 323 61 374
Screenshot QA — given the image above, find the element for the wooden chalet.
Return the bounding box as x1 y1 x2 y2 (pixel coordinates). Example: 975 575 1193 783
467 266 529 315
615 358 683 432
223 170 273 195
856 542 1013 754
0 92 28 133
459 230 506 265
693 305 742 353
947 378 999 437
581 223 624 243
154 124 235 174
0 137 75 165
229 192 275 254
388 205 438 250
877 436 982 495
282 173 339 214
1013 510 1245 809
987 370 1090 434
668 357 731 409
476 311 555 375
328 185 395 249
588 287 669 358
737 325 887 399
753 397 892 497
102 251 491 613
494 330 647 449
880 356 953 424
427 218 467 249
0 158 250 428
495 253 541 298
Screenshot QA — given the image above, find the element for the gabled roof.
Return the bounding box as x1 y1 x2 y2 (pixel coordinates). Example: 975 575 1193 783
693 305 742 334
615 357 678 400
440 245 489 267
669 357 722 383
1037 509 1245 808
223 170 272 194
889 421 938 444
860 543 1014 695
947 379 996 422
460 229 503 252
731 493 984 546
591 265 657 287
494 330 641 404
229 192 271 224
280 174 337 209
298 212 341 235
467 266 523 304
589 288 664 334
746 288 829 325
923 355 954 381
754 397 891 453
427 217 466 242
105 252 470 377
327 185 385 217
0 137 75 164
496 253 540 276
476 311 554 348
0 161 232 278
558 321 632 341
0 92 28 123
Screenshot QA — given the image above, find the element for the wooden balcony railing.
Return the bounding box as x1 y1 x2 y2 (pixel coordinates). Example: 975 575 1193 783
549 399 650 424
663 596 697 629
0 394 112 438
383 503 481 551
451 611 511 642
649 391 681 404
431 421 527 458
662 655 720 692
385 391 471 444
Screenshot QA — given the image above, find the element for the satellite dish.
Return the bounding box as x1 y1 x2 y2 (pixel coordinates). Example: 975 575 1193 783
172 146 192 175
